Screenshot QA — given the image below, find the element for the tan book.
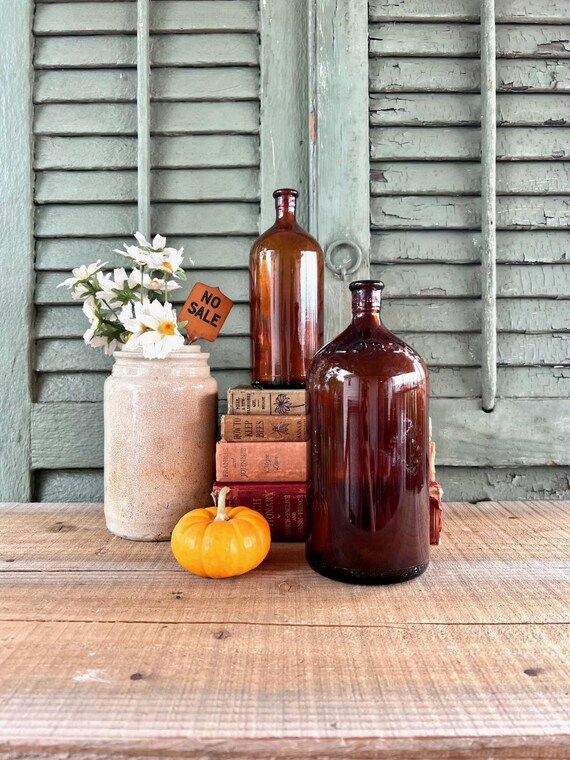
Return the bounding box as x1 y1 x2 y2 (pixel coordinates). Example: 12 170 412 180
227 386 307 416
221 414 309 442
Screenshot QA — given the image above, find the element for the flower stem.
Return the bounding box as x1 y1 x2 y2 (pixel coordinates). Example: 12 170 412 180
140 264 146 302
214 487 231 521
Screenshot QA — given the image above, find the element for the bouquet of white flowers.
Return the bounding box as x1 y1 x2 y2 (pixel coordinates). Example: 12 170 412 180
58 233 194 359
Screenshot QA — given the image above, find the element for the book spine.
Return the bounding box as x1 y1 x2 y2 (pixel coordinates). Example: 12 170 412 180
227 388 307 416
220 415 309 442
213 483 307 541
216 441 309 482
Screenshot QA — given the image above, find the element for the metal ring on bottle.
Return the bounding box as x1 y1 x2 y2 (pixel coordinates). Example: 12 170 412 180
325 239 363 281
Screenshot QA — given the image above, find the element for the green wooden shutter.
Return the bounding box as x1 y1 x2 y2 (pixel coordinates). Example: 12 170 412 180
32 0 260 500
368 0 570 499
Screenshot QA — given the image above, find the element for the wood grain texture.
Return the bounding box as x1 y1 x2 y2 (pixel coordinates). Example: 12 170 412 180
369 23 570 58
34 1 259 34
30 397 570 469
0 0 34 500
369 0 569 23
310 0 371 339
0 501 568 757
0 501 568 624
370 93 568 126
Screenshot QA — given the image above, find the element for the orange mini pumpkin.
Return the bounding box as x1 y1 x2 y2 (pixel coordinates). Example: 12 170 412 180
171 487 271 579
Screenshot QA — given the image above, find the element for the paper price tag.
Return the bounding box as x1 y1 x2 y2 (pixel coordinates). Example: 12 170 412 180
179 282 234 343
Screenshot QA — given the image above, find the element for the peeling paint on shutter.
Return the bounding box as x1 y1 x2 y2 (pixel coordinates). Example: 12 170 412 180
368 0 570 499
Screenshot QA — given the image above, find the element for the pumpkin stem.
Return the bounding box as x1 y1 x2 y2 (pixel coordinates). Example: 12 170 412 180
214 486 231 521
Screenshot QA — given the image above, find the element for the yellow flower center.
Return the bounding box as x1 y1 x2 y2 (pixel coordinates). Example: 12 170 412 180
159 320 176 336
162 262 173 272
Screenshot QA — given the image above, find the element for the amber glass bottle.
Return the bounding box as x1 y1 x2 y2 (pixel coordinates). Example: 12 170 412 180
249 189 324 388
306 280 429 584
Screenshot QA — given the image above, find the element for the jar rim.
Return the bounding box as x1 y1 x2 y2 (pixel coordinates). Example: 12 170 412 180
113 345 209 362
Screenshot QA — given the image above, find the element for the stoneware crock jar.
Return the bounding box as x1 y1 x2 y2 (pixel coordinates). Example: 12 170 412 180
104 345 217 541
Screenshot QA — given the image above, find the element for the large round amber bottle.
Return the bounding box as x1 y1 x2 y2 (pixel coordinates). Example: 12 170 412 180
307 280 430 584
249 189 324 388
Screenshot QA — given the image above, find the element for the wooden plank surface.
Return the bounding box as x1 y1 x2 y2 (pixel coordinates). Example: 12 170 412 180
0 501 568 758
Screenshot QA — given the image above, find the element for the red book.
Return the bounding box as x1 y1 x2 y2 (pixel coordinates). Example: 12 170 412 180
215 441 309 482
213 482 307 541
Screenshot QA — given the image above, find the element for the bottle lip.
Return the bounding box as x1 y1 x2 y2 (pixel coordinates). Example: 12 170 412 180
349 279 384 292
273 188 299 199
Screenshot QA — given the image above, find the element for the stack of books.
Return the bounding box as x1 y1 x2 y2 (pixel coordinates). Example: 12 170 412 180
213 386 310 541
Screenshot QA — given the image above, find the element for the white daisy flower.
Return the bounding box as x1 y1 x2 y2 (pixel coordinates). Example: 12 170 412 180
82 300 117 355
58 260 107 294
135 232 167 251
147 247 186 278
119 299 184 359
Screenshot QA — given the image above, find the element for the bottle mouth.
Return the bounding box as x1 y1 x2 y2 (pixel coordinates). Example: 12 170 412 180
349 279 384 292
273 188 299 199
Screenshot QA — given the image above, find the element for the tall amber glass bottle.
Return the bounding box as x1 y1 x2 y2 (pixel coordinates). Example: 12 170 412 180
250 189 324 388
306 280 429 584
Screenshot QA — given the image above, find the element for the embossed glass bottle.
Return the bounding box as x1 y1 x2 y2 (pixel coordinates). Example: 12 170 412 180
249 188 324 388
306 280 430 584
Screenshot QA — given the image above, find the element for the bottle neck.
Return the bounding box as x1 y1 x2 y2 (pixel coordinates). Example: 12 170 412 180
351 285 383 328
274 190 297 227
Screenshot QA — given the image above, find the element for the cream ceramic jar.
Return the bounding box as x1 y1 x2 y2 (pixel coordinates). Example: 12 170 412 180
104 345 217 541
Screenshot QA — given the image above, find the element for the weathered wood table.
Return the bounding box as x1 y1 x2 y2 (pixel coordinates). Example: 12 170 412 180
0 501 568 759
